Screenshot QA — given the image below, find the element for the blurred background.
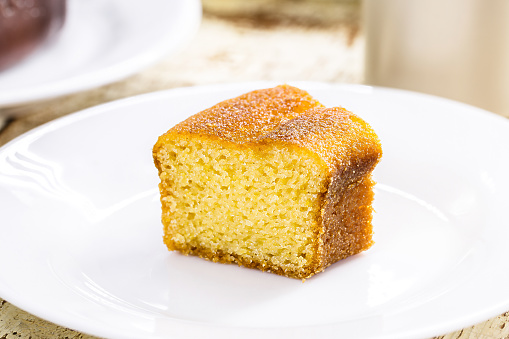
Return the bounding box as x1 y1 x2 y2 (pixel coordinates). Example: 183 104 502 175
0 0 363 144
3 0 509 147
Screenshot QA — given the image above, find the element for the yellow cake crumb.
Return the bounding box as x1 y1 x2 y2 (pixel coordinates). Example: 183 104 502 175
153 85 382 279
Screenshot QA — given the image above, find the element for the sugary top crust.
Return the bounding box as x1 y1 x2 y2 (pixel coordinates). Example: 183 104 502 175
168 84 324 143
258 105 382 180
156 84 382 178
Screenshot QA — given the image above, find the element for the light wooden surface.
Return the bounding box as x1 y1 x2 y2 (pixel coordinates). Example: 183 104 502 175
1 1 508 338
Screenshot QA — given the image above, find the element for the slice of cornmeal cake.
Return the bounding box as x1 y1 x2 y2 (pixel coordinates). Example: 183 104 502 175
153 85 382 279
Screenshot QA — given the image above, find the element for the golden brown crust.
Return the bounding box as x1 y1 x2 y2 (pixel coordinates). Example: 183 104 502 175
319 175 376 271
255 106 382 177
165 84 324 144
167 241 319 280
154 85 382 279
253 106 382 276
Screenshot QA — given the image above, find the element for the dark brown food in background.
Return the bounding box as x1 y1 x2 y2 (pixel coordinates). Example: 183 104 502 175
0 0 66 71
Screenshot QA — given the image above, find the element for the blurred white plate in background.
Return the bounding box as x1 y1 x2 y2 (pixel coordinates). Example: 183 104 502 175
0 0 201 109
1 82 509 339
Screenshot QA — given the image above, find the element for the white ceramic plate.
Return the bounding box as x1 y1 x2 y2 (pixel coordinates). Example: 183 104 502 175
0 0 201 109
1 82 509 339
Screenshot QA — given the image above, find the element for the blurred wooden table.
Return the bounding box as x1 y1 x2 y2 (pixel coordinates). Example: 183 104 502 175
1 1 508 338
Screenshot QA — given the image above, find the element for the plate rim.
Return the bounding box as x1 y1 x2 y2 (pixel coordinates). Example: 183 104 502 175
0 0 202 109
1 81 509 339
2 80 509 150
